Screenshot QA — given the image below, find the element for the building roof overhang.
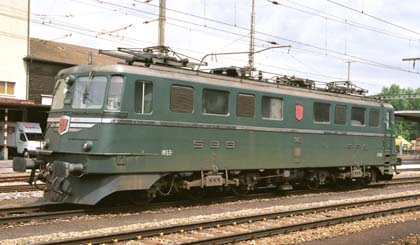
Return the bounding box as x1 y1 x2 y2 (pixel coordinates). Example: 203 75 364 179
395 110 420 122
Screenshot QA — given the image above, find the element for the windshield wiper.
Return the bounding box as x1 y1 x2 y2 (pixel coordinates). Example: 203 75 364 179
82 71 95 104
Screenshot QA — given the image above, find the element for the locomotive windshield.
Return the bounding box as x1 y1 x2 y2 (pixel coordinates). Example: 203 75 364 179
72 76 107 109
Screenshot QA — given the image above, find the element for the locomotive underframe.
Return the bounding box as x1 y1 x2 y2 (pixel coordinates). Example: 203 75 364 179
14 153 395 205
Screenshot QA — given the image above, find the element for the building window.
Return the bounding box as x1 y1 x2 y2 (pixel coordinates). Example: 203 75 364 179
202 89 229 115
314 102 330 123
369 109 380 127
262 96 283 120
237 93 255 118
351 107 365 126
170 85 194 113
335 105 347 125
106 76 124 111
135 81 153 114
0 81 15 95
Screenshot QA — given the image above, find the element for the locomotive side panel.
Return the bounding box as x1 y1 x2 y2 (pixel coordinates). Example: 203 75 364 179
14 65 398 204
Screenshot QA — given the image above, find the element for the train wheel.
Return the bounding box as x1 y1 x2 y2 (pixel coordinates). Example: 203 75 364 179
370 169 379 182
359 177 371 187
231 185 250 196
129 190 154 205
306 180 320 190
183 189 206 201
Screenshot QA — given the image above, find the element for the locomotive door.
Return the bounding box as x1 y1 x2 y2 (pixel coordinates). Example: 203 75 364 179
383 110 394 157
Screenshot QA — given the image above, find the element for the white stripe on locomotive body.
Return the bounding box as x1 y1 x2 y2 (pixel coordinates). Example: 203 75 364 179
57 64 392 109
71 117 102 123
69 123 96 128
48 117 385 137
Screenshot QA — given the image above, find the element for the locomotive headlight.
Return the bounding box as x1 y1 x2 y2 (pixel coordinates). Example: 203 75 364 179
82 141 93 152
65 74 76 86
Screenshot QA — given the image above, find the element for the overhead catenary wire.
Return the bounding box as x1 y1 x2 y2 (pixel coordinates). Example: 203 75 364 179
266 0 419 42
86 0 420 76
7 0 418 90
2 8 341 82
325 0 420 37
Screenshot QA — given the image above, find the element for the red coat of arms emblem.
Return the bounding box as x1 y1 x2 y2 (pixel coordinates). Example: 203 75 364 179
58 116 70 135
295 104 304 121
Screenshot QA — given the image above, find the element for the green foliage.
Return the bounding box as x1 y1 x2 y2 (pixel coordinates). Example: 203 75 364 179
378 84 420 140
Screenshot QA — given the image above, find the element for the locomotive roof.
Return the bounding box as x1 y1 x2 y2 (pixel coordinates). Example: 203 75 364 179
58 64 392 109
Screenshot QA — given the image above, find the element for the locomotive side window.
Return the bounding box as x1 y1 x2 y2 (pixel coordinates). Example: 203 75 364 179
202 89 229 115
369 109 380 127
385 111 391 129
237 93 255 118
170 85 194 113
262 96 283 120
351 107 365 126
106 76 124 111
334 105 346 125
314 102 330 123
72 76 107 109
135 81 153 114
51 79 65 110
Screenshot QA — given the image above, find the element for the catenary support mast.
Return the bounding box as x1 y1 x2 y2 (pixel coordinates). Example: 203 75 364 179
248 0 256 76
158 0 166 47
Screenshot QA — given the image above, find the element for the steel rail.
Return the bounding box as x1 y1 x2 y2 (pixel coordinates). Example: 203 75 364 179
0 203 72 217
182 203 420 245
0 175 30 183
0 184 44 193
36 193 420 245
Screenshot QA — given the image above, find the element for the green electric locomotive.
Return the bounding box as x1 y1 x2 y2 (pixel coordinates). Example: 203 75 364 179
14 47 399 205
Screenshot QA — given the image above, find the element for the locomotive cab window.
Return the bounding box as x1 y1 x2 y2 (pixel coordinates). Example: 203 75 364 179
237 93 255 118
170 85 194 113
314 102 330 123
106 76 124 111
72 76 107 109
135 81 153 114
369 109 380 127
351 107 365 126
51 79 66 110
262 96 283 120
334 105 346 125
202 89 229 115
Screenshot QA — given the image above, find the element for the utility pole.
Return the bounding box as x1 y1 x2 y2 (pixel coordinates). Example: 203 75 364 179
247 0 256 76
346 60 354 81
158 0 166 47
402 57 420 68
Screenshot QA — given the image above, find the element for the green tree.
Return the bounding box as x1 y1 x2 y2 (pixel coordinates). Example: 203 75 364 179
377 84 420 140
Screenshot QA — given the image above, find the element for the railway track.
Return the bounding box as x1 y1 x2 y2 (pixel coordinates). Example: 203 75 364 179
0 175 30 183
32 193 420 245
2 176 420 227
0 184 44 193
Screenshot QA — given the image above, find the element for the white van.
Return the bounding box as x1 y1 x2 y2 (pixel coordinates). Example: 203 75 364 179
0 122 44 157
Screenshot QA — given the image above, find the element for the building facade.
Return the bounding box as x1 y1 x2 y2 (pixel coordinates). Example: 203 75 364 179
0 0 29 101
0 0 116 159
